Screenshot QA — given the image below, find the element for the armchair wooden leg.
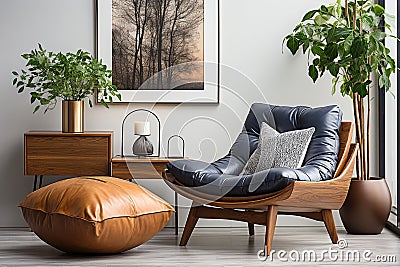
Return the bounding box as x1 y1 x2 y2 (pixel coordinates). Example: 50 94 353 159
265 205 278 256
321 209 338 244
248 223 255 236
179 203 200 246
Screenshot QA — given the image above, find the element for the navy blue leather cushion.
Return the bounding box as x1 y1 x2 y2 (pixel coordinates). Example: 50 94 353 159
167 103 342 196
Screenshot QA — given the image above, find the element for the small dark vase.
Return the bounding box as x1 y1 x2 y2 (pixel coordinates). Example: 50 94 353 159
339 177 391 234
132 135 154 156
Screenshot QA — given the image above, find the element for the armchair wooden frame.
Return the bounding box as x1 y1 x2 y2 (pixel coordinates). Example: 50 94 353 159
163 122 357 256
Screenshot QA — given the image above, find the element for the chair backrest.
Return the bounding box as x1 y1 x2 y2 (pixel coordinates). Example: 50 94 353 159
234 103 343 181
334 122 354 178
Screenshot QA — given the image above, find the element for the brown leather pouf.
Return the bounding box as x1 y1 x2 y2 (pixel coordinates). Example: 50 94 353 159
19 177 174 254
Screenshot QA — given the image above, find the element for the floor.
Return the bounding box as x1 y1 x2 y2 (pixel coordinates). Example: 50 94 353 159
0 226 399 266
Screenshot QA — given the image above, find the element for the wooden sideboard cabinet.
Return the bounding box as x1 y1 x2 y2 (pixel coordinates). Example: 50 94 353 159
24 131 113 190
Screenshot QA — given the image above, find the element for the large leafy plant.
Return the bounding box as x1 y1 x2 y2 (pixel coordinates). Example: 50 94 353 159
12 44 121 113
283 0 397 180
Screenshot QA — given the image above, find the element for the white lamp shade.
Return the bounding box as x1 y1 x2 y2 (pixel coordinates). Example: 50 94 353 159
134 121 151 136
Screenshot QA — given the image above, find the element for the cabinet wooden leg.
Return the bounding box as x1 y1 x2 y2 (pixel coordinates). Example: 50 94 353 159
32 175 38 192
175 191 179 235
38 175 43 188
248 223 255 236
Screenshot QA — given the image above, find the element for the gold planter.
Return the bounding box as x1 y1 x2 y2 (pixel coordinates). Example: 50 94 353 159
62 100 84 133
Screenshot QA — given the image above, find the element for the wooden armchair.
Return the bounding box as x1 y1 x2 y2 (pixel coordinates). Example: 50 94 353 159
163 122 357 255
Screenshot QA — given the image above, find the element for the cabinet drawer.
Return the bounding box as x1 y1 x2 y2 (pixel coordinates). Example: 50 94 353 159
24 134 111 176
112 162 167 179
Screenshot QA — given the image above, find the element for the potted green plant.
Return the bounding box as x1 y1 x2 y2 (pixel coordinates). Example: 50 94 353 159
12 44 121 133
284 0 395 234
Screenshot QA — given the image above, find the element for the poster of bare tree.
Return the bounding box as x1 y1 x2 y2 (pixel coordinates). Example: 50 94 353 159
113 0 204 90
97 0 219 103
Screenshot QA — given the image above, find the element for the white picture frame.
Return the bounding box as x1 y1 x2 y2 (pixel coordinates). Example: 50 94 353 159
96 0 220 103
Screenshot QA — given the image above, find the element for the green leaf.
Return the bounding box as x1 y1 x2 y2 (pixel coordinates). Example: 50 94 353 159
309 65 318 83
353 83 368 98
33 105 40 113
302 10 318 21
343 34 354 52
379 72 392 89
370 56 379 70
385 23 392 32
332 77 339 95
319 66 326 77
18 86 24 93
338 56 352 65
286 35 300 55
295 32 307 43
335 2 342 18
337 43 345 59
314 14 326 25
304 25 313 37
333 27 353 40
12 78 17 85
371 31 386 41
326 28 336 43
373 4 385 17
12 71 18 76
320 5 329 14
100 98 109 108
361 15 374 31
325 43 338 60
328 63 340 76
302 40 310 53
364 80 373 87
311 46 324 57
350 37 366 58
340 83 347 96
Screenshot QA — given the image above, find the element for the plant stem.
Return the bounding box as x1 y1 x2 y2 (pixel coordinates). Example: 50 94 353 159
355 146 360 179
358 2 367 180
367 86 371 180
360 96 367 180
345 0 350 26
356 148 362 180
359 4 363 34
358 95 365 180
353 93 362 180
353 2 357 30
367 58 371 181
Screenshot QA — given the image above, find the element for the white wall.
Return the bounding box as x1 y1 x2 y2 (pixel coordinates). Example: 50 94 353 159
0 0 360 228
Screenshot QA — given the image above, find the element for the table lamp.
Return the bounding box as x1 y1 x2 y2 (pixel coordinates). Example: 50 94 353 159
132 121 154 156
120 109 160 157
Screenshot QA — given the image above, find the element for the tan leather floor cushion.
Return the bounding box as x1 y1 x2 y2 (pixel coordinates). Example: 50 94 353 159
19 176 174 254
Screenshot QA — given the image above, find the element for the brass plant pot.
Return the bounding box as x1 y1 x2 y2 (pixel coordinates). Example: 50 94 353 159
62 100 84 133
339 177 392 234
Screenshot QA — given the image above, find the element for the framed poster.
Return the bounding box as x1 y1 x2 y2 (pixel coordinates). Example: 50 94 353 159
96 0 219 103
